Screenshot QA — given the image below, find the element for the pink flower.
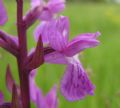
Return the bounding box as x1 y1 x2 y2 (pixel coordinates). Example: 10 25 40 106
34 16 100 101
30 70 58 108
31 0 65 20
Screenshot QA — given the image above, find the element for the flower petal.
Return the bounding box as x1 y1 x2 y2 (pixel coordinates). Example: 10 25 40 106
39 7 53 21
71 32 101 41
64 32 100 57
56 16 69 40
36 89 45 108
48 16 69 51
31 0 53 21
48 0 65 13
31 0 53 22
30 70 46 108
45 85 58 108
31 0 42 8
34 21 50 43
0 91 4 105
39 0 65 20
29 70 40 102
61 60 95 101
48 29 67 51
0 0 8 25
31 0 65 21
34 16 69 51
45 51 67 64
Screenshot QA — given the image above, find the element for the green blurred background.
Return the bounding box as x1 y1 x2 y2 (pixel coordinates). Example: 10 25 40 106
0 0 120 108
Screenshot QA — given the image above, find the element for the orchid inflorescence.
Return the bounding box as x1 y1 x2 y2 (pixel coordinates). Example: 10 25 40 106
0 0 100 108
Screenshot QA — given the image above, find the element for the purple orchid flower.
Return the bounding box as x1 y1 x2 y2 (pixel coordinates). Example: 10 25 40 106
34 16 100 101
30 70 58 108
31 0 65 20
0 0 8 25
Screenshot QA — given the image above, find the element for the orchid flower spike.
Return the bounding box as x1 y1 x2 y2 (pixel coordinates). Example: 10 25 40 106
34 16 101 101
30 70 58 108
0 0 8 25
31 0 65 20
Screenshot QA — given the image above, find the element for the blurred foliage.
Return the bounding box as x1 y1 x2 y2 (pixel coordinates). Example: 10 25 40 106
67 0 106 2
67 0 120 3
4 0 120 3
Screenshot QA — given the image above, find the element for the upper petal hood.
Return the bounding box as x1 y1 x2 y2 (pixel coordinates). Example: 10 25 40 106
47 16 69 51
34 16 70 51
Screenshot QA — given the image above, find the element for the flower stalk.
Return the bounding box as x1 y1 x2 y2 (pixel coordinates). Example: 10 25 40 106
16 0 30 108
